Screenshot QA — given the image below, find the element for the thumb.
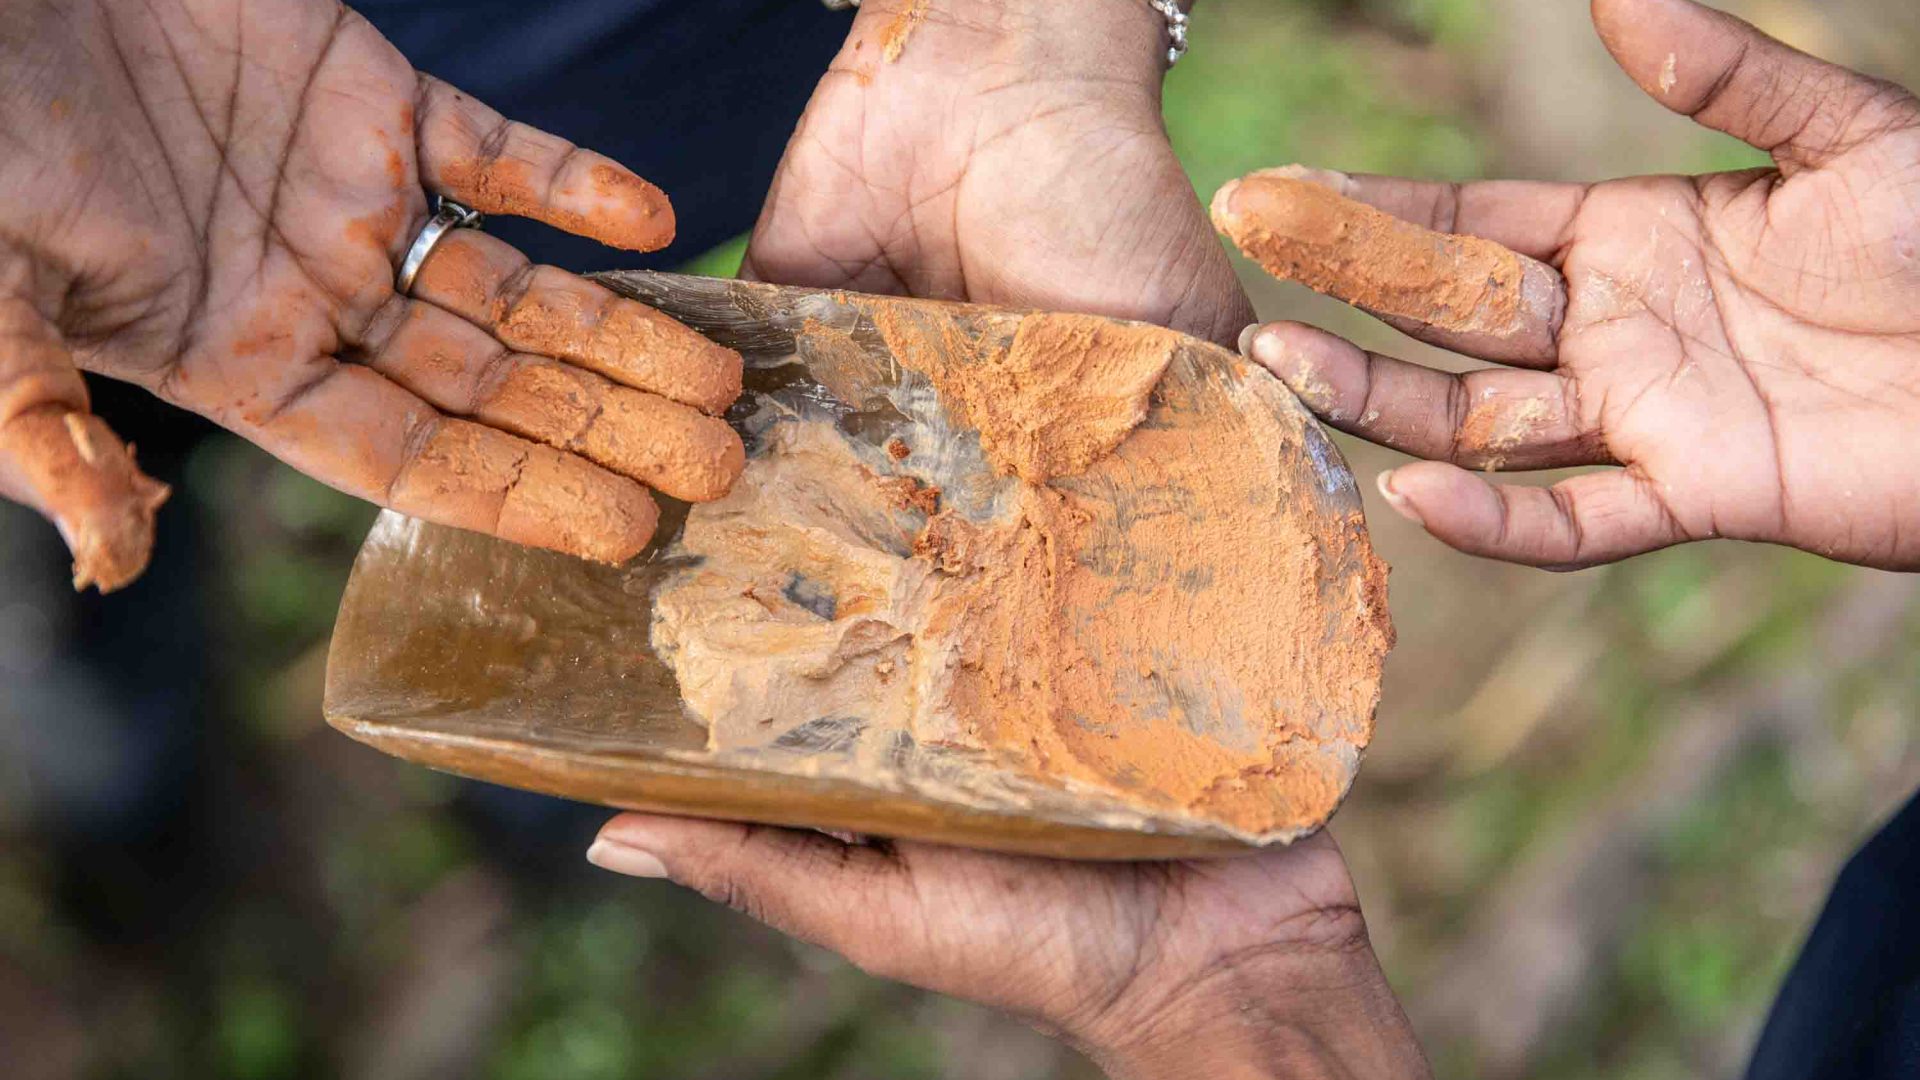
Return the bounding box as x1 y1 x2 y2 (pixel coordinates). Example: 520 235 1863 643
0 294 169 593
1591 0 1920 171
589 813 919 970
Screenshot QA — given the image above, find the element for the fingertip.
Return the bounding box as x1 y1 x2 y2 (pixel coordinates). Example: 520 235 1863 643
598 811 730 847
1248 163 1354 196
580 164 677 253
1589 0 1731 108
1208 177 1244 233
1385 460 1510 553
1245 321 1362 420
1236 322 1262 356
1374 469 1425 530
586 837 669 879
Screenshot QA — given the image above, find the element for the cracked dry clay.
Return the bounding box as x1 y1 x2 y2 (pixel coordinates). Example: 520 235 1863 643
652 306 1393 839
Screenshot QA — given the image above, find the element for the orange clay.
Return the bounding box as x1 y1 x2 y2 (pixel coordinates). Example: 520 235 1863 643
437 156 675 254
1212 169 1563 356
870 305 1181 483
881 0 928 62
0 406 169 592
0 312 168 593
360 301 743 503
413 233 743 415
653 305 1393 839
387 419 659 564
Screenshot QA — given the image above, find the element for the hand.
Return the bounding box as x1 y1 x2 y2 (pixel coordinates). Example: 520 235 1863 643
743 0 1254 346
586 817 1429 1079
0 0 743 591
1234 0 1920 571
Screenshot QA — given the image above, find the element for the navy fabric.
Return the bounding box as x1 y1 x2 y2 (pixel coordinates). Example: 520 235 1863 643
1746 788 1920 1080
356 0 846 270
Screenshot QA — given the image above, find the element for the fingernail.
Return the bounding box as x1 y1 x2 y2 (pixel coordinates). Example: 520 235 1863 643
1376 471 1425 529
586 838 668 879
1244 326 1288 370
1237 322 1264 356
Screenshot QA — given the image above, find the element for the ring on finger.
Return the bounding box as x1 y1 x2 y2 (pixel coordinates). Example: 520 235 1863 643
396 197 484 295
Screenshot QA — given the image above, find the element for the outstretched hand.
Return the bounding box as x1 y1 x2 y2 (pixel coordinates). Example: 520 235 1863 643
588 816 1427 1079
0 0 743 589
1237 0 1920 571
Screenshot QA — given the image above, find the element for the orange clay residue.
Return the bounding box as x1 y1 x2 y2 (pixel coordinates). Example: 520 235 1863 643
1211 168 1561 352
469 358 743 504
652 303 1393 839
867 468 940 515
871 305 1180 483
881 0 929 63
0 406 170 592
1456 392 1557 470
387 419 659 565
438 157 675 253
490 265 743 417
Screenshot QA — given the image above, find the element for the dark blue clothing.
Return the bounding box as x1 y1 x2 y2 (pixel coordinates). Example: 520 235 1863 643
357 0 846 269
1746 789 1920 1080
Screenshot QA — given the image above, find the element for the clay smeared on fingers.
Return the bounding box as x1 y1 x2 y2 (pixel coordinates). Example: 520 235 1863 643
1212 167 1567 364
438 157 675 254
0 406 170 592
412 231 743 414
480 363 744 503
387 419 660 564
414 76 676 253
1244 320 1611 471
354 300 744 502
0 309 169 592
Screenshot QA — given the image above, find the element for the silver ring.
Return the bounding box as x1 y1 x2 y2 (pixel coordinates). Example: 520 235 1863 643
396 197 484 295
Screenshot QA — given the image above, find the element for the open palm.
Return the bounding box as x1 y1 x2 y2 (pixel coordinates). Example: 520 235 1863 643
1242 0 1920 571
743 0 1253 346
1 0 741 588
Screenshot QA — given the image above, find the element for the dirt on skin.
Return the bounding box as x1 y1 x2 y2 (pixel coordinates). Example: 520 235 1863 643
652 304 1393 838
479 360 743 504
0 406 170 593
881 0 929 63
387 419 660 565
438 157 675 254
1457 392 1558 471
1212 168 1564 358
416 237 743 417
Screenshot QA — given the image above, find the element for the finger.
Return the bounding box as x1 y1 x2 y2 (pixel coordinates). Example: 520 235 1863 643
1243 321 1611 471
589 814 917 973
350 297 742 502
411 229 742 415
1265 164 1588 263
200 356 659 563
1592 0 1920 171
0 298 169 592
412 73 676 252
1212 169 1567 366
1377 461 1688 570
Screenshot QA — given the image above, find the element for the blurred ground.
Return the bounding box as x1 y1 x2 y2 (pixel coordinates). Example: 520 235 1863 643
2 1 1918 1078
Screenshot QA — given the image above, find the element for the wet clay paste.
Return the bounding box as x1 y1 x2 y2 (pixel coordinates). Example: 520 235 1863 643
1211 167 1564 359
651 304 1393 840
